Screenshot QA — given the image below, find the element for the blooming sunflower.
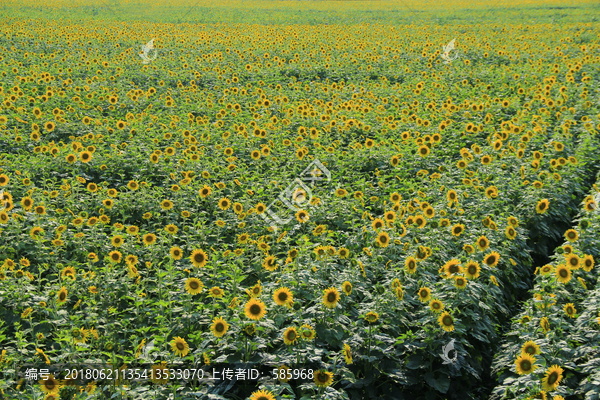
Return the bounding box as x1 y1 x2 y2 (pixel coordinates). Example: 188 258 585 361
483 251 500 267
521 341 540 356
39 373 61 393
539 264 554 275
476 236 490 251
429 299 444 313
376 231 390 247
563 303 576 318
263 255 278 271
211 317 229 338
405 256 418 274
542 365 564 391
418 287 432 302
515 353 537 375
442 259 462 278
57 287 68 304
249 389 276 400
342 281 352 295
365 311 379 324
582 255 594 272
536 199 550 214
314 370 334 387
171 337 189 357
273 287 293 307
454 276 468 289
540 317 551 333
438 312 455 332
451 224 465 237
244 298 267 320
300 324 316 341
295 209 309 223
343 343 353 364
322 287 340 309
565 253 580 270
564 229 578 242
208 287 224 298
283 327 299 345
190 249 208 268
464 261 481 279
185 278 203 295
555 264 571 284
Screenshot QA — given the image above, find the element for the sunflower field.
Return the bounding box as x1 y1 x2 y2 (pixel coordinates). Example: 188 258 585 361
0 0 599 399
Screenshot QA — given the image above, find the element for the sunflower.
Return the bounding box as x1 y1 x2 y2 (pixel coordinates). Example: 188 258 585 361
582 255 594 272
539 264 554 275
190 249 208 268
376 231 390 247
295 209 309 223
166 247 182 261
218 198 231 210
515 353 537 375
314 370 334 387
244 298 267 320
365 311 379 324
338 247 350 259
418 287 432 302
211 317 229 338
247 281 262 297
273 287 293 307
142 233 156 246
57 287 68 304
536 199 550 214
464 261 481 279
429 299 444 313
451 224 465 237
542 365 564 391
185 278 203 295
249 389 276 400
289 322 312 341
564 228 578 242
505 226 517 240
521 341 540 356
372 218 385 230
39 373 61 393
563 303 576 318
483 251 500 267
342 281 352 295
454 276 468 289
322 287 340 309
405 256 418 274
443 259 462 278
199 185 212 198
565 253 580 270
476 236 490 251
283 327 299 345
170 337 189 357
208 287 224 298
447 190 458 203
540 317 551 333
418 145 430 157
438 312 455 332
263 255 278 271
555 264 571 284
